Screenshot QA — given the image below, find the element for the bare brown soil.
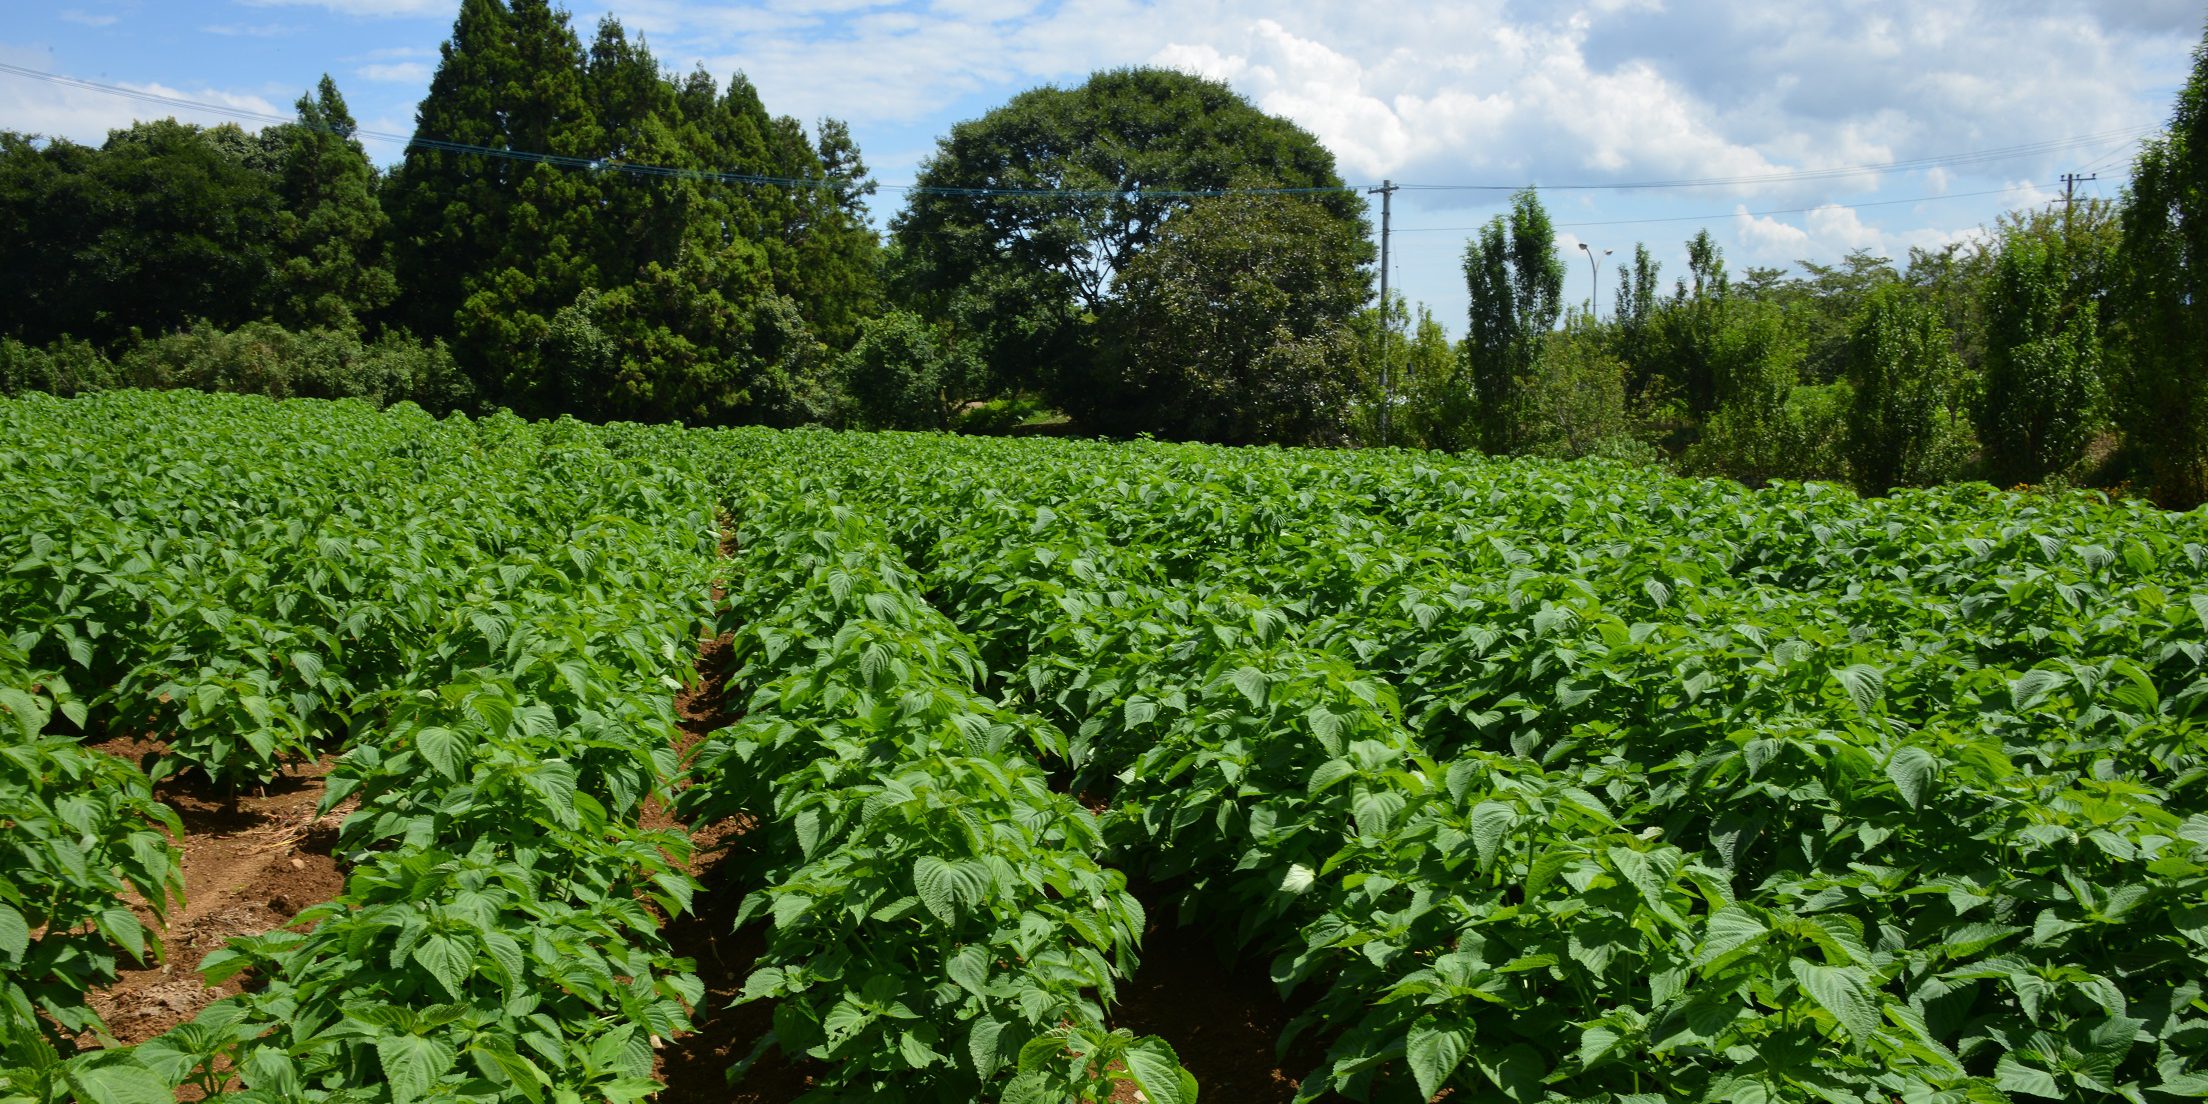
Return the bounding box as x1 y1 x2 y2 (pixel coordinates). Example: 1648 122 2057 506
651 539 1312 1102
654 541 830 1103
654 834 827 1103
1106 904 1318 1104
78 737 347 1047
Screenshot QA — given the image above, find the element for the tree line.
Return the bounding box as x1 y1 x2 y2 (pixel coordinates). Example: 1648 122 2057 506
3 0 2208 507
1361 23 2208 508
0 0 1367 440
1389 198 2130 498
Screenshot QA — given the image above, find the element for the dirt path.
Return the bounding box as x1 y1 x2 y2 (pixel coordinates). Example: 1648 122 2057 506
648 531 1312 1103
651 539 829 1104
1105 890 1318 1104
79 737 346 1047
654 834 825 1103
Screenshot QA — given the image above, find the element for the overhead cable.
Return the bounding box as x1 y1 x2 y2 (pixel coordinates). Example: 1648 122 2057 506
0 61 2163 202
1392 183 2045 236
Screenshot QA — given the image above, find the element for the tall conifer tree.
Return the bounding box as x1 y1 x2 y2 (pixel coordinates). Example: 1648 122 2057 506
268 76 395 331
386 0 602 412
2114 23 2208 505
1461 189 1564 454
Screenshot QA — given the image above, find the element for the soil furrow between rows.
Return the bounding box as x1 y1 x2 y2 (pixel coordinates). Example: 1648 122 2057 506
78 737 346 1050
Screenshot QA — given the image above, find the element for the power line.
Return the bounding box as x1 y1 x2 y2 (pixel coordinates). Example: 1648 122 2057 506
0 62 1350 197
1391 126 2157 193
0 62 1360 198
2077 133 2144 176
1391 183 2043 237
1368 178 1398 446
0 61 415 140
0 61 2164 202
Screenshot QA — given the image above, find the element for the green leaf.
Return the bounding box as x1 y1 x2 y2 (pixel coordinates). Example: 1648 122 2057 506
1884 746 1935 809
949 944 988 996
1832 664 1883 716
97 907 147 963
600 1079 660 1103
823 998 872 1044
466 693 513 737
1470 801 1513 870
1406 1015 1472 1099
860 643 891 686
1308 758 1357 794
1788 958 1881 1045
1579 1024 1622 1067
1305 705 1344 749
61 1055 172 1104
1230 666 1268 709
1000 1069 1054 1104
1705 1076 1774 1104
521 760 580 829
377 1035 457 1104
912 856 987 925
738 966 787 1003
2010 668 2065 711
415 727 464 781
1607 846 1668 911
1696 906 1768 969
241 1044 302 1097
898 1030 939 1069
967 1016 1008 1080
1472 1042 1545 1103
1995 1055 2062 1099
2155 1072 2208 1097
411 934 473 1001
1123 1037 1194 1104
1352 790 1401 835
0 903 27 959
1124 697 1157 726
794 807 823 858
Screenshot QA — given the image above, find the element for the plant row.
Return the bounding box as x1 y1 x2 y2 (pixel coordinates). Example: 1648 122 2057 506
129 433 720 1104
679 478 1195 1104
890 475 1494 1100
815 435 2208 1103
0 636 188 1103
1 393 726 1103
0 392 702 786
136 524 709 1104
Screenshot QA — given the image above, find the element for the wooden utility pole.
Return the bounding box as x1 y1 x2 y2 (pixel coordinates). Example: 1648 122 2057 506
1368 179 1398 446
2060 171 2097 228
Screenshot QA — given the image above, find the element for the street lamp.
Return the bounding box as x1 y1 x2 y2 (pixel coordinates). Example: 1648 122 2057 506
1578 242 1612 320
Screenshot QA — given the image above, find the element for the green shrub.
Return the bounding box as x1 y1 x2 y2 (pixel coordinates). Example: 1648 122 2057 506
1844 285 1973 493
955 392 1057 435
1691 382 1853 486
840 310 982 431
1979 234 2105 487
1586 432 1665 467
111 322 473 412
0 337 119 398
1520 316 1633 459
1683 302 1822 484
1773 380 1856 482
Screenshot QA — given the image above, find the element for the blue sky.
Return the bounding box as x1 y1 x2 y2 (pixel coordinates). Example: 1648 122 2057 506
4 1 2199 336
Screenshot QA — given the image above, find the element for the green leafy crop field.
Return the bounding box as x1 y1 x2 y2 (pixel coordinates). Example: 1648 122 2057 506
3 390 2205 1104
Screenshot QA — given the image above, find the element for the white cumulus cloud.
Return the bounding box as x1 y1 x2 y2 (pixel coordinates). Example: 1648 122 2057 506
237 0 451 15
356 62 431 84
0 46 286 143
